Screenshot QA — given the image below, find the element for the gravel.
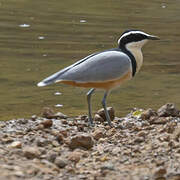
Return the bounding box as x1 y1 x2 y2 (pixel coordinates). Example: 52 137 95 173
0 103 180 179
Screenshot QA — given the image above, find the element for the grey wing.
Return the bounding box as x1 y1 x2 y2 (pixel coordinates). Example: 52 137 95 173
37 53 96 86
37 51 132 86
59 51 132 82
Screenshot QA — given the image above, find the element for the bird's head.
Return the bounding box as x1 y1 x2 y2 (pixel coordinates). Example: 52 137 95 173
118 30 159 49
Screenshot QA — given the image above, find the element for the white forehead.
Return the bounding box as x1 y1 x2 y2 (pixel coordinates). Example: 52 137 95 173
118 31 150 44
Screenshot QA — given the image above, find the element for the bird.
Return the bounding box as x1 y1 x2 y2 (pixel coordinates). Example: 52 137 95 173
37 30 159 126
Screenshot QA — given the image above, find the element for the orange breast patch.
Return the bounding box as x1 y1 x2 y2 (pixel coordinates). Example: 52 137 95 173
60 70 132 90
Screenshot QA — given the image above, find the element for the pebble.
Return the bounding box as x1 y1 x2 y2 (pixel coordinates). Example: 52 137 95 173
153 167 167 178
61 119 68 124
54 157 68 168
36 138 49 147
149 116 168 125
97 107 115 121
68 151 82 164
99 138 108 144
137 131 147 137
23 146 41 159
42 107 56 119
41 119 53 128
8 141 22 148
31 115 37 121
157 103 180 117
56 134 64 144
172 125 180 142
55 112 68 119
94 114 104 122
17 119 28 124
2 137 14 144
47 152 58 163
69 133 94 150
59 130 68 137
141 108 157 120
52 140 60 147
101 163 114 170
134 137 144 143
93 128 104 140
13 170 25 177
106 128 117 137
35 124 44 130
112 147 121 155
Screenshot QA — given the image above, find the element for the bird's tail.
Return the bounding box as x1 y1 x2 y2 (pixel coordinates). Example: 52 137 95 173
37 67 70 87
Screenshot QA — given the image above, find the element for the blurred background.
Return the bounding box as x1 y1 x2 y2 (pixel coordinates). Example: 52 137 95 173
0 0 180 120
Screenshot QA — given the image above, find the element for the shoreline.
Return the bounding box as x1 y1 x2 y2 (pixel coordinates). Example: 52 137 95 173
0 103 180 179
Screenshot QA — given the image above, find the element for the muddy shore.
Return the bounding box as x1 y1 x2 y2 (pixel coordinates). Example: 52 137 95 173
1 103 180 180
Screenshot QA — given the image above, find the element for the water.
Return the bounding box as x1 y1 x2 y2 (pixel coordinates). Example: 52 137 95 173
1 0 180 120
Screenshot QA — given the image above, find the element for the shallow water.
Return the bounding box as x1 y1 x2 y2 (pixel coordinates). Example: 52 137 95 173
1 0 180 120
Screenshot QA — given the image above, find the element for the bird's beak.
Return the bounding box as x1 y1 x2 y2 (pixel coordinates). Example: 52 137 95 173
148 35 160 40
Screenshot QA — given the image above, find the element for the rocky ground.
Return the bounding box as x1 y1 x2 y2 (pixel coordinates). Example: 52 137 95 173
1 103 180 180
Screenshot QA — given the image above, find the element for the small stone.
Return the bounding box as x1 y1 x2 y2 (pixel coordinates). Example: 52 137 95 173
101 163 114 170
17 119 28 124
97 107 115 121
94 114 104 122
78 115 88 121
57 134 64 144
41 119 53 128
100 155 109 162
35 124 44 130
93 128 104 140
172 125 180 142
134 137 144 143
52 140 59 147
76 123 85 132
153 167 167 178
42 107 55 119
61 119 68 124
168 174 180 180
99 138 107 144
137 131 147 137
23 146 41 159
112 147 121 155
59 130 68 137
68 151 82 164
149 116 168 125
54 157 68 168
13 170 25 177
31 115 37 121
54 112 68 119
2 137 14 144
141 108 157 120
36 138 49 147
106 128 117 137
175 148 180 153
8 141 22 148
47 152 58 163
69 133 94 150
157 103 180 117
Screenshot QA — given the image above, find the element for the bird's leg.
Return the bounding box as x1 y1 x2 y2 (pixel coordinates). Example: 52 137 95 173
87 88 95 126
102 91 112 127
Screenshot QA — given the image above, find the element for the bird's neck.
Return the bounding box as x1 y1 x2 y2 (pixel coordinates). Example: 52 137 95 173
119 42 143 75
125 43 143 73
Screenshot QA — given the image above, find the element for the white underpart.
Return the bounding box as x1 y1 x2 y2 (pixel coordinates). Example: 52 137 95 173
118 31 150 44
125 39 148 72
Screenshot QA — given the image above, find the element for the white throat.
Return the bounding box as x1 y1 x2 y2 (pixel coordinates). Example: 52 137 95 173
125 39 148 72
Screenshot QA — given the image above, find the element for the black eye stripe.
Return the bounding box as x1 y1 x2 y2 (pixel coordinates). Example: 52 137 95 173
121 34 148 44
